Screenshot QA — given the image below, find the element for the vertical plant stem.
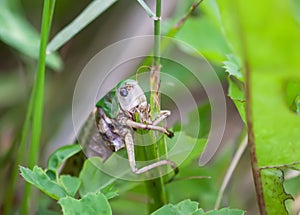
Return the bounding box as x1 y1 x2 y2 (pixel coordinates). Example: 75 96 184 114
153 0 161 67
20 0 56 214
150 0 161 114
144 0 169 213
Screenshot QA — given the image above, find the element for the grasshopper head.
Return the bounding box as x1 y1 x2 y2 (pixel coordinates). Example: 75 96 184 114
116 80 148 116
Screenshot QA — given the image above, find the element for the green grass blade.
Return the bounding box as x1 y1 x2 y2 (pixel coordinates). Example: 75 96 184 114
47 0 118 52
136 0 157 19
20 0 56 214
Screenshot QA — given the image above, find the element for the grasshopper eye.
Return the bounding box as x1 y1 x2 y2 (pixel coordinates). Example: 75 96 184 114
120 88 128 97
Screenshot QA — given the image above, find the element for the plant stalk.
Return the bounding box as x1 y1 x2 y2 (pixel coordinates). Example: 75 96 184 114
20 0 56 214
144 0 169 213
153 0 161 67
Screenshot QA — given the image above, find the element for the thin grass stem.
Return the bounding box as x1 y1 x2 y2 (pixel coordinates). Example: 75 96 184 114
20 0 56 214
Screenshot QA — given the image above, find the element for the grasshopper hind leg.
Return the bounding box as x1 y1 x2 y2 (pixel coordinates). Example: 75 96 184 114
124 131 178 179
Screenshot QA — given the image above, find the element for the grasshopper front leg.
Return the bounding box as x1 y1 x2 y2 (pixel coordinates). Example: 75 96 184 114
152 110 171 126
123 130 178 175
123 118 174 138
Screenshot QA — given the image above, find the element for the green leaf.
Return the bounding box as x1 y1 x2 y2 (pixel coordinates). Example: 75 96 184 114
219 0 300 167
224 54 246 122
166 133 206 169
100 184 119 200
78 157 118 197
223 54 243 81
284 81 300 114
59 175 81 198
192 210 205 215
291 0 300 23
78 158 104 196
227 78 245 123
152 199 244 215
151 199 201 215
217 0 300 213
175 4 230 63
0 1 62 70
205 208 244 215
294 95 300 114
20 166 68 200
47 144 82 174
58 192 112 215
176 199 200 214
260 169 293 215
47 0 118 52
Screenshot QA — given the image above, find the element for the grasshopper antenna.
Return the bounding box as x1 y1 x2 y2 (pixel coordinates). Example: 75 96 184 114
135 65 152 82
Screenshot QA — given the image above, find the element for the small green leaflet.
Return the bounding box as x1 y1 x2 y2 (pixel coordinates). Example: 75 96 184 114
47 144 82 174
20 166 68 200
58 192 112 215
151 199 245 215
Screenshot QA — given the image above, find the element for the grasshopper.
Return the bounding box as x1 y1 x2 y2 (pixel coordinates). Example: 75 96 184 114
79 79 178 175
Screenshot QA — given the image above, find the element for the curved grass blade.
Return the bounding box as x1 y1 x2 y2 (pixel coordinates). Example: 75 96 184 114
47 144 81 174
0 0 62 70
47 0 118 52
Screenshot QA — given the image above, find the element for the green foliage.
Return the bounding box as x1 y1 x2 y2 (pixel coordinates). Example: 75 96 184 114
203 208 245 215
223 55 243 82
151 199 245 215
47 144 81 174
96 91 119 118
78 157 114 196
20 166 69 200
59 175 81 197
261 169 293 215
173 1 230 63
223 54 246 122
58 192 112 215
20 145 82 200
284 81 300 114
151 199 203 215
217 0 300 213
20 148 117 214
217 0 300 166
